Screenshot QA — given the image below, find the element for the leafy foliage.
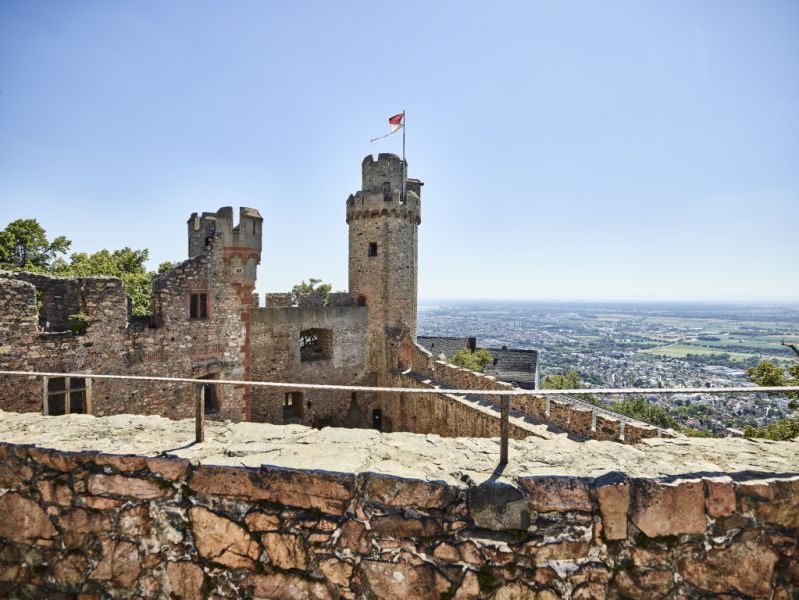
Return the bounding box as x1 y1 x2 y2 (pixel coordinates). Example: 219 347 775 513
742 418 799 441
541 371 581 390
608 396 679 429
541 370 600 405
0 219 71 270
291 278 332 305
744 353 799 440
449 348 493 373
53 248 154 316
1 218 159 316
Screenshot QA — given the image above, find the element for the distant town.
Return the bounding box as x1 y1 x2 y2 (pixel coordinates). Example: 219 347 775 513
418 300 799 435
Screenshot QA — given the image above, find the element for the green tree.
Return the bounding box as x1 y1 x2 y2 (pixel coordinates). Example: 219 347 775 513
541 370 600 405
291 278 332 304
609 396 679 429
54 247 154 316
0 219 71 270
450 348 493 373
744 345 799 441
541 371 581 390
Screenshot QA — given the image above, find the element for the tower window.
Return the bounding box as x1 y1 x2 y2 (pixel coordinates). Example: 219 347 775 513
368 242 378 257
190 293 209 319
383 182 392 202
44 376 90 416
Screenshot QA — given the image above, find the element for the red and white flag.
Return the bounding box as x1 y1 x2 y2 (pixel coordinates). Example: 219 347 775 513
370 112 404 142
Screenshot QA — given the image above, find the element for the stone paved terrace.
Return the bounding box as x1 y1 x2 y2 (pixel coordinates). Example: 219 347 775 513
1 410 798 599
1 410 796 484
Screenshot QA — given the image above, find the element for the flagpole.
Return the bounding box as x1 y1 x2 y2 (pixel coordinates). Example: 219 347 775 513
401 110 406 202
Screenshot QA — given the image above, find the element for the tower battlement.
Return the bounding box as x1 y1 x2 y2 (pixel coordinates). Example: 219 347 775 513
188 206 263 259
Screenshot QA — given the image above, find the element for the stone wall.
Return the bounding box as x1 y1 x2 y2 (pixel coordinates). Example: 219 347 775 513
0 411 797 599
377 372 551 440
0 234 250 422
250 305 370 427
406 342 663 444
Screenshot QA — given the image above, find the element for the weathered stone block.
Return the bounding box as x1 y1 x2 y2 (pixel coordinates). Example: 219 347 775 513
363 473 457 509
631 479 706 537
468 482 530 530
704 477 736 518
360 560 450 600
261 532 309 570
624 423 658 444
371 514 441 538
594 415 621 441
548 400 571 427
568 406 593 437
520 476 593 513
678 540 779 597
89 539 141 588
166 561 206 600
596 478 630 541
145 457 190 481
248 571 335 600
88 474 172 499
188 464 354 515
189 506 259 569
0 492 57 542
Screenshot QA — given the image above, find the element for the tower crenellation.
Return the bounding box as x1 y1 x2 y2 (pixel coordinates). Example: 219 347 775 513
188 206 262 256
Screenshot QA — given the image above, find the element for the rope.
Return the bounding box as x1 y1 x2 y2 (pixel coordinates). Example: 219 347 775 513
0 370 796 397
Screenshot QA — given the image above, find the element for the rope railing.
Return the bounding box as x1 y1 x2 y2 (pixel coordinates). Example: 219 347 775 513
1 370 796 396
1 369 797 468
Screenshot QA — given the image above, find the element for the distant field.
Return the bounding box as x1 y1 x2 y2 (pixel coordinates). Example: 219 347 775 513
641 344 756 360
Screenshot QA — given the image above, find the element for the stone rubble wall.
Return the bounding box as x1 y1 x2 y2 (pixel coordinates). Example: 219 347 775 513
0 436 797 599
250 306 370 427
408 342 660 445
0 237 249 421
380 372 549 440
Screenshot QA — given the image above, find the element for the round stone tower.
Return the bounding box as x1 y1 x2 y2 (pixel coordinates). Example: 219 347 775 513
347 153 422 375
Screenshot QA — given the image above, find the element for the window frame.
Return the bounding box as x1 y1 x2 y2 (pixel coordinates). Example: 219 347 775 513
189 292 209 320
368 242 378 257
42 376 92 416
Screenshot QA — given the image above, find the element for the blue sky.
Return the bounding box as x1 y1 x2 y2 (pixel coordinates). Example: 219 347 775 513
1 1 797 301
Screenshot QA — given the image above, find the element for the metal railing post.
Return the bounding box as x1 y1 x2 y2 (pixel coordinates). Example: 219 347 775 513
499 394 509 465
195 384 205 443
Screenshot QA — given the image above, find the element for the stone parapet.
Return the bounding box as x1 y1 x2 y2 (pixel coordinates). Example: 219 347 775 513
0 411 796 599
595 414 622 441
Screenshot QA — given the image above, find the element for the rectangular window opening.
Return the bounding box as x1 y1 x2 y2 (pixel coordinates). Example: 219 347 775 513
383 181 392 202
44 377 90 416
284 391 303 423
190 293 209 319
368 242 378 257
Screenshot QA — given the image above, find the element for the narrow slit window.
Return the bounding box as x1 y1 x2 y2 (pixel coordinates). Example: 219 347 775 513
368 242 378 257
190 293 209 319
383 181 392 202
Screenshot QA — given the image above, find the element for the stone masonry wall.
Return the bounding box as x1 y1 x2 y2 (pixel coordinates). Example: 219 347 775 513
0 236 248 421
0 412 797 599
407 342 662 444
379 372 551 440
250 305 370 427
